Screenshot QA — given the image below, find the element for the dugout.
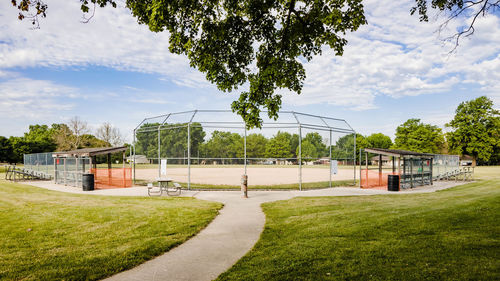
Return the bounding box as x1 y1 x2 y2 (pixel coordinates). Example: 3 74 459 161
52 146 131 189
361 148 434 190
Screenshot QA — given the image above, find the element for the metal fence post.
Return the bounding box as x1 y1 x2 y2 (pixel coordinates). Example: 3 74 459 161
244 125 247 176
353 133 357 186
298 124 302 191
329 130 332 188
133 129 136 184
158 126 161 178
188 123 191 190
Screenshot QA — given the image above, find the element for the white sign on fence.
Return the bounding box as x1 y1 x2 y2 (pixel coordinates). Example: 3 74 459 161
331 160 338 175
160 159 167 176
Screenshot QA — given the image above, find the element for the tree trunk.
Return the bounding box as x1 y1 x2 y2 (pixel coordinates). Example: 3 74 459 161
472 156 477 167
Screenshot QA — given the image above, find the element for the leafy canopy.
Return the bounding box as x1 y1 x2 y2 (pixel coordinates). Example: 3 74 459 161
446 96 500 163
13 0 367 128
394 118 445 154
366 133 392 149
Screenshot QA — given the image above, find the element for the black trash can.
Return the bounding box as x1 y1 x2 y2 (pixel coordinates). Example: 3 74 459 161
387 175 400 191
82 173 95 191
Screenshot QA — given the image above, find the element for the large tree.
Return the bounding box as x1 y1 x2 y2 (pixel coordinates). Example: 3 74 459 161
304 132 327 157
96 122 123 147
366 133 392 149
0 136 15 163
265 131 292 158
12 0 367 128
246 133 268 158
446 96 500 166
394 118 445 154
332 133 367 160
11 1 495 125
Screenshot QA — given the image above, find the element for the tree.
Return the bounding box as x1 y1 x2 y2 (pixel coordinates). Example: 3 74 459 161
52 123 74 151
8 136 31 163
265 131 292 158
394 119 445 154
12 1 495 125
80 134 110 148
96 122 123 146
411 0 499 50
332 133 367 160
67 116 90 149
203 131 242 163
21 124 58 153
246 133 268 158
0 136 15 163
304 132 326 157
296 140 317 159
446 96 500 166
12 0 367 128
366 133 392 149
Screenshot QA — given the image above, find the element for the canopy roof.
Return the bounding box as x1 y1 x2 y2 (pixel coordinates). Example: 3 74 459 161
364 148 434 158
53 146 128 158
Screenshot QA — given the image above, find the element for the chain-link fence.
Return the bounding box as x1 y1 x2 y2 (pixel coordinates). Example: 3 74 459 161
54 157 90 188
23 152 54 178
133 110 357 190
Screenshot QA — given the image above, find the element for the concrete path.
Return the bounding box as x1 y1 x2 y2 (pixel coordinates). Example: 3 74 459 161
26 181 465 281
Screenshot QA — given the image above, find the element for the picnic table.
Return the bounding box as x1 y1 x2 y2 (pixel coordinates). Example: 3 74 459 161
147 177 181 196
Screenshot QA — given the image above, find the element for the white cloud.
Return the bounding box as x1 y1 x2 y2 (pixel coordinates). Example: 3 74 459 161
0 0 499 117
0 0 210 88
283 0 500 109
0 77 78 118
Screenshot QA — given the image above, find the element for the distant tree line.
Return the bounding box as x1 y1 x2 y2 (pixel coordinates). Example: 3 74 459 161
0 117 125 163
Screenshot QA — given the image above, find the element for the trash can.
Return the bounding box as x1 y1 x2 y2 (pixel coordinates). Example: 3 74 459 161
82 173 95 191
387 175 400 191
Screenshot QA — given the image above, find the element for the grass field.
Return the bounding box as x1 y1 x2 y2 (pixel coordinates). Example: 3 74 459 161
217 167 500 280
0 179 222 281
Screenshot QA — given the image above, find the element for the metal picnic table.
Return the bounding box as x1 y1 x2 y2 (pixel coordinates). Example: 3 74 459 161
147 178 181 196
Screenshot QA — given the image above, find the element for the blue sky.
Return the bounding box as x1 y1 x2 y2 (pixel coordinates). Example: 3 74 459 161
1 0 499 142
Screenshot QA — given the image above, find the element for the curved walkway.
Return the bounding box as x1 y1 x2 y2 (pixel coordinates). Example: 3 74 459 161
26 181 464 281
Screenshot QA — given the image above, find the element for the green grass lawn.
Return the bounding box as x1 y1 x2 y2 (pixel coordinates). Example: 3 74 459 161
218 170 500 280
0 179 222 281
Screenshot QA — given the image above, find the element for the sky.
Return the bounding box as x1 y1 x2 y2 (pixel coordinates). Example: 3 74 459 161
1 0 499 143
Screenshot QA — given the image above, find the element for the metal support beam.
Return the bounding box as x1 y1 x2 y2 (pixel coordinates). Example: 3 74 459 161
329 130 332 188
359 148 362 188
133 129 136 184
353 133 357 186
298 125 302 191
158 126 161 178
188 123 191 190
244 125 247 176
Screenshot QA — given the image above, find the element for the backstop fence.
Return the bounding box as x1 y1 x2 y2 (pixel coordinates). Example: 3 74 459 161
133 110 357 190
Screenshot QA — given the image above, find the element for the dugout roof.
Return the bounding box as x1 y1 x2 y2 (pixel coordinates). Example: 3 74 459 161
52 146 128 158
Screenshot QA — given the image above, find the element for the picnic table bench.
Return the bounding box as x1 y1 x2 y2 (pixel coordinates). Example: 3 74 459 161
147 178 181 196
